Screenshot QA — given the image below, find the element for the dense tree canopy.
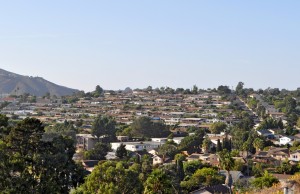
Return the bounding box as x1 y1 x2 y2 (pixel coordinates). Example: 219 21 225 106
0 117 83 193
92 115 117 142
210 122 227 134
130 117 170 138
76 161 143 194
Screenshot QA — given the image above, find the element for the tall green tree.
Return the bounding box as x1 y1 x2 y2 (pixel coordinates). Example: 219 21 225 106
77 161 143 194
202 136 212 154
284 96 296 114
235 82 244 96
178 133 203 154
216 139 222 152
180 167 225 192
84 142 110 160
94 85 103 97
253 138 264 152
210 122 227 134
1 118 83 193
116 143 127 159
218 149 234 193
92 115 117 142
175 154 185 181
131 117 170 138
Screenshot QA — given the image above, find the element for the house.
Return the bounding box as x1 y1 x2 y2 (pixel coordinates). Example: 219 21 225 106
76 134 97 151
116 136 129 142
219 171 244 184
187 153 219 166
190 184 230 194
151 138 168 143
280 136 294 145
172 137 185 144
111 141 163 152
152 155 171 165
186 153 201 162
257 129 274 139
289 150 300 162
268 147 290 161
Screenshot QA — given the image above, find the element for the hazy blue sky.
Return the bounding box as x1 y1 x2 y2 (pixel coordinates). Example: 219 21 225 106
0 1 299 92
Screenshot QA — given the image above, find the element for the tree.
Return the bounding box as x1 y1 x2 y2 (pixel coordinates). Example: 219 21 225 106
176 156 185 181
210 122 227 134
216 139 222 152
287 113 298 127
284 96 296 114
84 142 110 160
218 149 234 192
297 117 300 129
77 161 143 194
251 171 279 189
183 160 204 176
202 136 212 154
180 167 225 192
217 85 231 95
158 143 178 159
178 133 203 154
235 82 244 96
1 118 83 193
94 85 103 97
192 85 198 94
253 138 264 152
131 117 170 138
91 115 117 142
144 168 173 194
116 143 127 159
275 159 293 174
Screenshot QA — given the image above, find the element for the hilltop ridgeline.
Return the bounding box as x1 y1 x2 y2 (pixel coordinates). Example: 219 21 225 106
0 68 78 96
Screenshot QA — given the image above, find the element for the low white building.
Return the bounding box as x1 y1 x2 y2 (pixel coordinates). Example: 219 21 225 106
279 136 294 145
76 134 97 151
111 141 164 152
151 138 168 143
172 137 185 144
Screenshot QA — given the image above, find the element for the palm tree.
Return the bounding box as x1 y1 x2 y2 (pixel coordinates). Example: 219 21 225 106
253 138 264 152
202 136 212 154
218 149 234 194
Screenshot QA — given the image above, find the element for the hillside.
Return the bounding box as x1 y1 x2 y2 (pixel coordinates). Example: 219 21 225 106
0 68 78 96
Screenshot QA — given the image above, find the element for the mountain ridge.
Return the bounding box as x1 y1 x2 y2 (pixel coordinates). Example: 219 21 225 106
0 68 78 96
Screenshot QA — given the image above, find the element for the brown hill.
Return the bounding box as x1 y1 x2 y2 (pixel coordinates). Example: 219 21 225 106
0 68 78 96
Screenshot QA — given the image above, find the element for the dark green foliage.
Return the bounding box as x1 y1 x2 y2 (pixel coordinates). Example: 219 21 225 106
236 82 244 96
284 96 296 114
116 143 127 159
251 171 279 189
144 168 174 194
178 130 204 154
84 142 110 160
76 161 143 194
184 160 203 176
217 85 231 95
92 115 117 142
210 122 227 134
44 120 77 142
257 117 282 130
176 158 185 181
94 85 103 97
131 117 170 138
157 143 178 159
0 117 83 193
181 167 225 192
